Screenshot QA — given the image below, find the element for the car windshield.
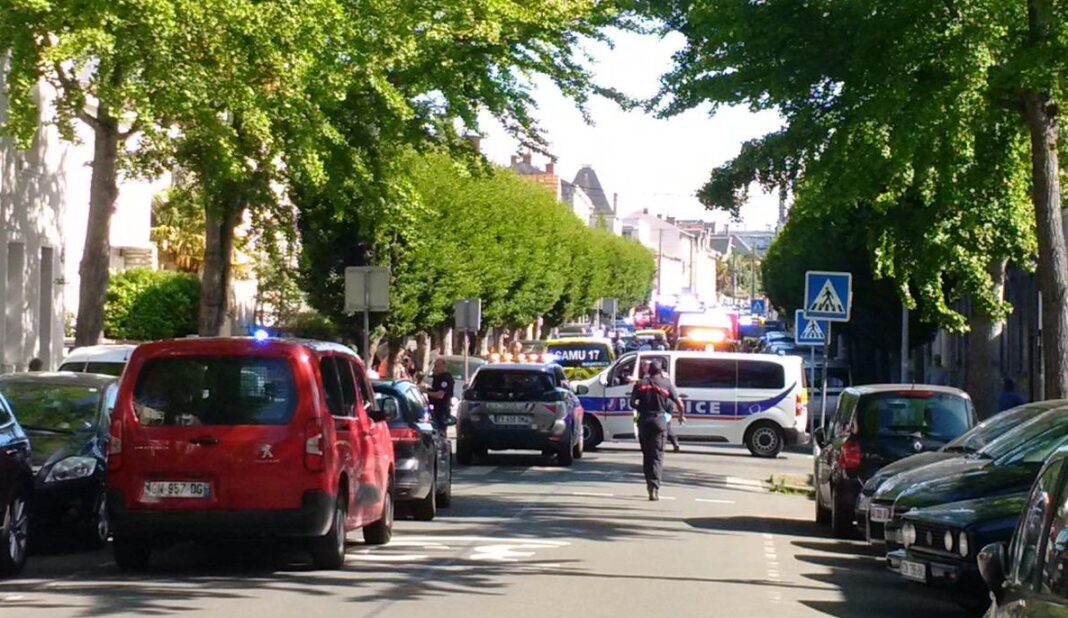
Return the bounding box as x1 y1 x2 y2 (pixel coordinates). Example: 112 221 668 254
133 357 297 426
469 370 556 401
988 413 1068 466
855 392 972 442
980 411 1068 460
546 343 612 368
946 404 1052 453
1 383 102 433
444 359 484 380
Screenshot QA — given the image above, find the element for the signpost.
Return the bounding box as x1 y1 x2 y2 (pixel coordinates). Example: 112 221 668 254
344 266 390 363
600 298 619 335
804 271 853 435
454 299 482 382
795 309 829 415
751 298 767 317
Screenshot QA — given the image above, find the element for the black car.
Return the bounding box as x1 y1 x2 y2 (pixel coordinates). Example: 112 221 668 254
0 392 32 576
876 406 1068 556
978 446 1068 616
892 492 1026 605
374 380 452 521
814 385 976 537
0 373 118 549
860 401 1060 542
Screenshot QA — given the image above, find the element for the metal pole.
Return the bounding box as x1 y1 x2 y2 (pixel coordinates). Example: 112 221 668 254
901 305 910 383
809 345 816 419
820 323 831 430
463 331 470 386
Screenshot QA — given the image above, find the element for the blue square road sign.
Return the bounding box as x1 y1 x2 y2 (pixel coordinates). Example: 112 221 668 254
804 271 852 322
795 309 829 346
750 299 767 317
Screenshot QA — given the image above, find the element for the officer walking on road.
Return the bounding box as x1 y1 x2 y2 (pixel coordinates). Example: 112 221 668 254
426 358 455 431
630 360 685 501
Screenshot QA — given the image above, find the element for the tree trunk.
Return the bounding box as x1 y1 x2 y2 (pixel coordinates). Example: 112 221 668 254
198 198 244 336
967 260 1007 419
1023 91 1068 399
74 117 120 345
414 332 430 377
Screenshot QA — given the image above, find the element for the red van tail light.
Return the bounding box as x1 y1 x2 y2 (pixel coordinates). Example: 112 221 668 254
839 438 862 472
391 427 421 444
305 419 325 471
795 392 807 418
108 417 124 472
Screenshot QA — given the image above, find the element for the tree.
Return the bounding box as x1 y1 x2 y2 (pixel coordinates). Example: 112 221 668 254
645 0 1053 394
0 0 181 345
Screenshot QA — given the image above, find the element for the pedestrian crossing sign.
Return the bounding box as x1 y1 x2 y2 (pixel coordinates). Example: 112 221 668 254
804 271 852 322
795 310 829 346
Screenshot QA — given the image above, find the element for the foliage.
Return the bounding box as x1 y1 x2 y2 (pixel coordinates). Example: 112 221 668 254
644 0 1038 332
104 270 200 341
298 151 656 339
151 181 206 274
277 311 340 341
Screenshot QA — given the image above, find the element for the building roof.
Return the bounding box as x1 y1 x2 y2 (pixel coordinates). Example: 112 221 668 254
572 166 614 214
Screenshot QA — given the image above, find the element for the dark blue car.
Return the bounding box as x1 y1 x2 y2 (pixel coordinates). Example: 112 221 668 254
0 392 31 576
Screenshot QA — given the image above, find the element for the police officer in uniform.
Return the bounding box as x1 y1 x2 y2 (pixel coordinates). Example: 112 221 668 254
426 358 455 431
630 360 685 501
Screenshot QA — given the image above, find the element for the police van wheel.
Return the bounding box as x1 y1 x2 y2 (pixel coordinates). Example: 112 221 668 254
745 422 783 458
582 417 603 451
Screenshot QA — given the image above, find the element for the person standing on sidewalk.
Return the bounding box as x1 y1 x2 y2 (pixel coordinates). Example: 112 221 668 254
630 360 685 501
426 358 456 431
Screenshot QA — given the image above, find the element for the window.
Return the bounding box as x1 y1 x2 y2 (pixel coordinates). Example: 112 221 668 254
319 358 344 417
84 362 125 377
335 359 357 417
2 383 104 432
133 357 296 426
609 356 637 387
675 358 736 389
736 361 785 389
854 392 973 442
0 395 13 426
832 393 857 436
58 363 87 373
469 370 555 402
1042 466 1068 596
1010 459 1064 590
403 387 429 423
352 362 375 412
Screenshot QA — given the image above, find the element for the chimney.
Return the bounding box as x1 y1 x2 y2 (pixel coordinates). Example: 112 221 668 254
613 192 618 214
522 152 532 165
545 161 555 175
464 133 482 152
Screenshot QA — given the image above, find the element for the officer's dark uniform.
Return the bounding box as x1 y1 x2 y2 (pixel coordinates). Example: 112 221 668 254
428 371 455 431
629 364 681 500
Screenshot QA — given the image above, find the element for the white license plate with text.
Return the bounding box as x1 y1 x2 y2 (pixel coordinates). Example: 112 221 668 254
900 559 927 583
143 481 211 499
493 415 530 426
870 505 891 523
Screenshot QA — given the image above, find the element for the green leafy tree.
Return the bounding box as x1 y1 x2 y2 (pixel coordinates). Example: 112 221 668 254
104 269 200 341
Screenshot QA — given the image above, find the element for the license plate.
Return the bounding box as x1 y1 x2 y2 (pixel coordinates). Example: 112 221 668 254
493 415 530 426
143 481 211 499
900 559 927 583
870 505 891 523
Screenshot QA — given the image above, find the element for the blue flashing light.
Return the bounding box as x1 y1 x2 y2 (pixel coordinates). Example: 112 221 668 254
253 328 270 342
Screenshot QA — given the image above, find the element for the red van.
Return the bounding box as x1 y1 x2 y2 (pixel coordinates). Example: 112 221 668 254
106 338 395 570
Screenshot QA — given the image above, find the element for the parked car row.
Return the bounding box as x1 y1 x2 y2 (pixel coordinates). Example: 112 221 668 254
813 385 1068 615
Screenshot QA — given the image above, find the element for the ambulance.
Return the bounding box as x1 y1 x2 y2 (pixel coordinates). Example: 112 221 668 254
574 351 808 458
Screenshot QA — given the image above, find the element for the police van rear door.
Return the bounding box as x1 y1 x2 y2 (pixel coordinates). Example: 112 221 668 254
671 356 738 440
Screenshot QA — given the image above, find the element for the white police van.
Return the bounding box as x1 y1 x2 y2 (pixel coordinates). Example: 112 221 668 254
575 351 808 457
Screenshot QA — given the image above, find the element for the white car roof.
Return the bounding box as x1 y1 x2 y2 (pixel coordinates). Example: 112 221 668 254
61 344 137 364
845 384 971 398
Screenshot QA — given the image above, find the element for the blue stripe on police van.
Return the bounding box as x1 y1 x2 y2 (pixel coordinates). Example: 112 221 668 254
579 383 796 418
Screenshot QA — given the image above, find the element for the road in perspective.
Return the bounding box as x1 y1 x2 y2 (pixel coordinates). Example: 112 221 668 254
3 444 968 618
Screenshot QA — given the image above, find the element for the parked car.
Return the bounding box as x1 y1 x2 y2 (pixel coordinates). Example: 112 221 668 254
893 492 1026 606
805 360 852 433
860 401 1060 542
57 344 136 377
877 406 1068 558
813 385 976 537
0 373 118 549
0 393 32 576
106 337 395 570
374 380 452 521
978 445 1068 616
457 363 583 466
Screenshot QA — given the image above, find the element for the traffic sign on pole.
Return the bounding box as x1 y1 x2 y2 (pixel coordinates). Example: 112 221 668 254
794 310 829 346
751 299 767 317
344 266 391 363
804 271 852 322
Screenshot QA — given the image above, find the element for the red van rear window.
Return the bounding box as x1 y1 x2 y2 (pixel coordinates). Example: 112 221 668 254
133 357 297 426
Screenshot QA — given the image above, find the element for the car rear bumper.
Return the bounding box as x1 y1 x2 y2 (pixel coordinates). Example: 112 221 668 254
394 462 433 503
107 490 335 539
783 427 809 447
887 549 984 595
460 421 567 452
31 477 103 532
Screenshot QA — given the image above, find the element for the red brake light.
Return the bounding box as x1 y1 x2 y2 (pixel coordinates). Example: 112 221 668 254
839 438 862 472
107 417 123 472
305 419 324 471
543 404 557 415
391 427 421 444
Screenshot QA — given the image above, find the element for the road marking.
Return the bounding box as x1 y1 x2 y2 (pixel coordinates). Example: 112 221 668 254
695 498 735 504
570 491 615 498
658 496 677 501
456 466 498 476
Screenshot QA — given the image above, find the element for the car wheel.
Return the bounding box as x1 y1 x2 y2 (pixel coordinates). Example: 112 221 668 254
412 476 437 522
557 434 574 467
363 483 394 546
436 457 453 508
83 491 110 549
572 426 585 460
815 486 831 525
113 535 152 571
456 440 474 466
309 493 348 569
582 416 603 451
830 489 853 539
745 422 784 458
0 487 29 577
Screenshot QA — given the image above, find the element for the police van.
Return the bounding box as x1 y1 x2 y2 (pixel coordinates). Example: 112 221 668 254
574 351 808 458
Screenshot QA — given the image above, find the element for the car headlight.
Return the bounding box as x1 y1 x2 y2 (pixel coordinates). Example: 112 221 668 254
857 494 871 512
944 530 954 552
551 419 567 435
902 523 916 548
958 532 969 557
44 456 97 483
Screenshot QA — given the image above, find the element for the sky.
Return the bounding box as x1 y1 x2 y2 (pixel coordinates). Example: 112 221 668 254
478 29 786 231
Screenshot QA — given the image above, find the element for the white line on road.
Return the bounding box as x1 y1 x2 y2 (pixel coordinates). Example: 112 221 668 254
695 498 735 504
570 491 615 498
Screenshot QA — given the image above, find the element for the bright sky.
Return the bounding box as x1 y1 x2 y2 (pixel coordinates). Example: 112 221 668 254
479 29 786 231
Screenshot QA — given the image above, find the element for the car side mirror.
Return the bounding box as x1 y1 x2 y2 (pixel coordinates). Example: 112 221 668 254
463 389 474 401
446 415 457 427
814 428 828 447
978 542 1007 601
367 405 388 423
575 384 589 396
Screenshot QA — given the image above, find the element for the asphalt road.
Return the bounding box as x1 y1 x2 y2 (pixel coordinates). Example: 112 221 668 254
3 443 977 617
